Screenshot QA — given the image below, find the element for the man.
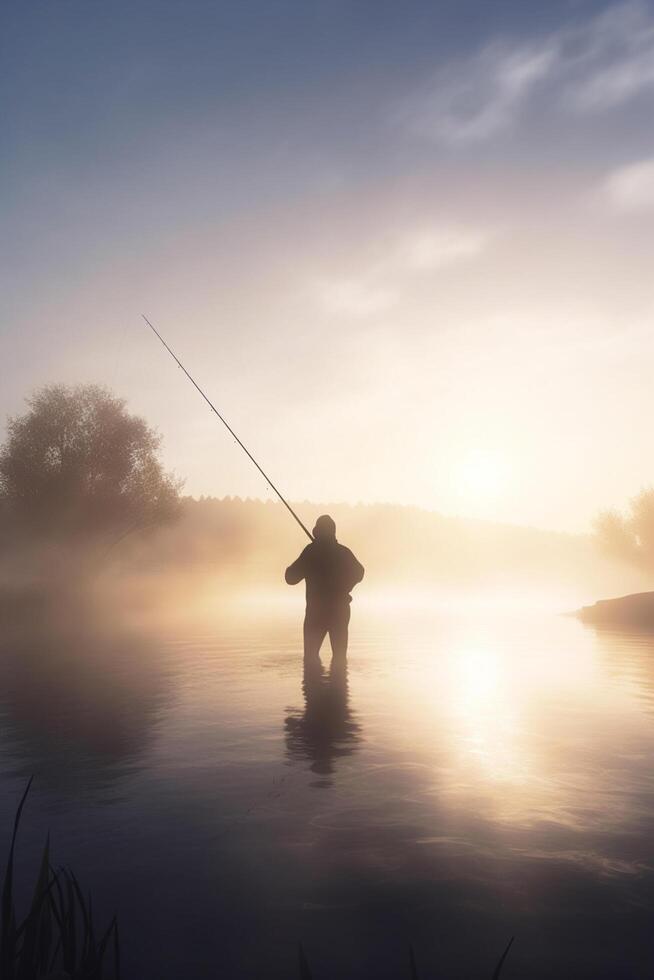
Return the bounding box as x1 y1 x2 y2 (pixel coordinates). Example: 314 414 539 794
285 515 364 659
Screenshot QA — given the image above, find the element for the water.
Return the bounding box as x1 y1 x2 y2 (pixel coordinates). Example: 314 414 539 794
1 595 654 978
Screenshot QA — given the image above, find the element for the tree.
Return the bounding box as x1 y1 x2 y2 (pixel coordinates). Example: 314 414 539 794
0 384 182 547
594 488 654 570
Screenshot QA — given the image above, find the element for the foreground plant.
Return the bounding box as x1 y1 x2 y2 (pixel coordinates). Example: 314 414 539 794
0 779 119 980
298 935 515 979
2 779 512 979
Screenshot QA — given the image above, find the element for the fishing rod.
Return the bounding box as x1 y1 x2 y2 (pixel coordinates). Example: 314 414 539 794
142 315 314 542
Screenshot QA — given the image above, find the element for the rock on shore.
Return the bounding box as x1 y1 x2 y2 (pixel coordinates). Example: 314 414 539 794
577 591 654 628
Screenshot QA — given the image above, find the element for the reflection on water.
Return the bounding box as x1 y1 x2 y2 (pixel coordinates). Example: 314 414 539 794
285 656 361 786
594 626 654 716
1 600 654 978
0 594 173 797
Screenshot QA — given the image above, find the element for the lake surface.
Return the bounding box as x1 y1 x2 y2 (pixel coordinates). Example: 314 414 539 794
1 594 654 978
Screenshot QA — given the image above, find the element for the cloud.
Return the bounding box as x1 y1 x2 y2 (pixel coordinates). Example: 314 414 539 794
397 227 489 272
603 157 654 211
315 277 398 318
398 2 654 145
314 225 489 319
568 2 654 111
398 41 558 145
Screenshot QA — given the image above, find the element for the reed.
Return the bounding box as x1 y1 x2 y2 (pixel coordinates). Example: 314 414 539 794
0 779 119 980
296 936 514 979
3 781 513 979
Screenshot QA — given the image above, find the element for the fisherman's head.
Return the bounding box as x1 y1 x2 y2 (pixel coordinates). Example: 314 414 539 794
313 514 336 542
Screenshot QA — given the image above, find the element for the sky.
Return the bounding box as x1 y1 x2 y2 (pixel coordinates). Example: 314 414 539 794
2 0 654 531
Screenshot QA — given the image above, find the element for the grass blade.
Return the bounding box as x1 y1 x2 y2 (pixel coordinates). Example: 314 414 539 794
63 872 77 975
409 944 420 979
47 931 63 975
2 787 119 980
96 915 118 968
298 942 313 980
114 918 121 980
491 936 515 980
17 833 50 979
1 777 33 975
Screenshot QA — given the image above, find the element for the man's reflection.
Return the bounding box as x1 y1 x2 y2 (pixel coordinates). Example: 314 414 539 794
285 654 361 786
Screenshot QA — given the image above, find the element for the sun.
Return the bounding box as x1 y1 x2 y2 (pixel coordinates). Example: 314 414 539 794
457 449 509 502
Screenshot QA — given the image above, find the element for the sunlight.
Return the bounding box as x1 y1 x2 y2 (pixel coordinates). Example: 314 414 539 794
456 449 509 503
448 644 525 781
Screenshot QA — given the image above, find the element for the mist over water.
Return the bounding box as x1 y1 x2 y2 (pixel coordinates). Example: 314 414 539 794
6 0 654 973
2 592 654 978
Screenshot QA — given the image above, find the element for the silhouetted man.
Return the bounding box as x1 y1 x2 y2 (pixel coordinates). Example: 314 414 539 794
285 515 364 659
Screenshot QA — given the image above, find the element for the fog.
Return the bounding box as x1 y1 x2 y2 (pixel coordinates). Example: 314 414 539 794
0 496 642 621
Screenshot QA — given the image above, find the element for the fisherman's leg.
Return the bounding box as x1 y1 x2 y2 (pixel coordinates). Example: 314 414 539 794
304 613 327 660
328 606 351 659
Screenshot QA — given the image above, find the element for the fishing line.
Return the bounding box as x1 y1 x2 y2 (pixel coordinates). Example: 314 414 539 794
142 315 314 542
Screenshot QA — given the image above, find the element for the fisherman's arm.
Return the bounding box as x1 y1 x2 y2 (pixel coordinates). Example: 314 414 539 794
345 549 365 587
285 546 310 585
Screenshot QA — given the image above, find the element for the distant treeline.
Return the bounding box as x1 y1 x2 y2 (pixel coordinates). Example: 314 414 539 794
0 383 647 598
114 495 641 595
